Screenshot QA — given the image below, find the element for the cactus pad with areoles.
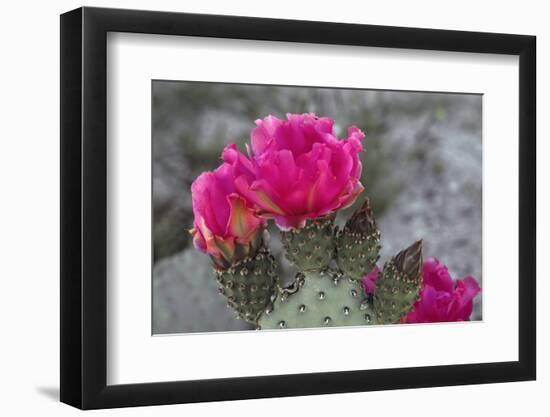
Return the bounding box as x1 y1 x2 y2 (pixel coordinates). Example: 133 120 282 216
258 270 373 329
280 215 336 272
215 246 278 323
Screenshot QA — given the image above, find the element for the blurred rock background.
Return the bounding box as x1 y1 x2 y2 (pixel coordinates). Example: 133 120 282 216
152 81 482 334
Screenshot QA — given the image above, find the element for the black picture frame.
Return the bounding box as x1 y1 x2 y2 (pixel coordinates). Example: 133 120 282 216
60 6 536 410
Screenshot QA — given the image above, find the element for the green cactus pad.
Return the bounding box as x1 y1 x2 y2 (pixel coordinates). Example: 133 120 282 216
215 246 277 324
258 270 374 329
371 240 423 324
336 199 381 281
280 215 336 271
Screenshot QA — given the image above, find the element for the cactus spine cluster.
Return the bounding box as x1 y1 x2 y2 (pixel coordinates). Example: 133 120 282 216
210 197 423 329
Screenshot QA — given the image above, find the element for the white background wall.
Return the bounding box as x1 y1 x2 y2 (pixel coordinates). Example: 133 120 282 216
0 0 545 415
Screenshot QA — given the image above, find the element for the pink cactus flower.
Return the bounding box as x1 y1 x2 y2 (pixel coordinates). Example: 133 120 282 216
362 266 380 295
402 258 481 323
362 259 481 323
223 113 365 230
190 162 265 268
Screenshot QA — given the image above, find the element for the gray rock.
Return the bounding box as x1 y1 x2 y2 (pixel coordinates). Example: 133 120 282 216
153 248 254 334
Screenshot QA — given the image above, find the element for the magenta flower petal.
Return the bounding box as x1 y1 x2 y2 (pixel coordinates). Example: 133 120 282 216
449 276 481 321
251 115 283 154
234 176 284 216
361 266 380 295
226 193 263 241
421 258 454 293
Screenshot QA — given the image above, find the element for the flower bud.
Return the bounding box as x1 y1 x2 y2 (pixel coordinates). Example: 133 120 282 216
336 198 381 280
371 240 423 324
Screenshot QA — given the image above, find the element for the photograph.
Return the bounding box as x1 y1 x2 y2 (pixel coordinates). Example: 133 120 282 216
152 81 483 334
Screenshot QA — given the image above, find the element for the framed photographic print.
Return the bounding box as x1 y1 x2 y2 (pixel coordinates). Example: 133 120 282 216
60 6 536 409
